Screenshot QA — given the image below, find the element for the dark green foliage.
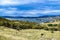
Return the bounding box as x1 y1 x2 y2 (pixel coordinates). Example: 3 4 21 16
47 24 58 31
41 33 44 37
48 28 58 31
48 24 53 26
48 24 58 27
0 17 60 31
53 24 58 26
0 17 42 30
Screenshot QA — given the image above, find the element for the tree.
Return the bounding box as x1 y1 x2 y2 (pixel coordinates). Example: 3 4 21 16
48 24 53 27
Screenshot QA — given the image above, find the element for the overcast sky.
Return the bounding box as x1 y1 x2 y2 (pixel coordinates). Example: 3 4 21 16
0 0 60 17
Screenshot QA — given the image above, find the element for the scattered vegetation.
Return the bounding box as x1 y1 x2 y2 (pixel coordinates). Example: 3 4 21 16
0 17 60 40
0 17 60 31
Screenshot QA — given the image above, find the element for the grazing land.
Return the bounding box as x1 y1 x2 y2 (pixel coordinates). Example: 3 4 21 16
0 17 60 40
0 26 60 40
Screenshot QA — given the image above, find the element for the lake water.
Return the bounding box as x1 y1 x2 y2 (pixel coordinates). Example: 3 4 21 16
6 18 53 23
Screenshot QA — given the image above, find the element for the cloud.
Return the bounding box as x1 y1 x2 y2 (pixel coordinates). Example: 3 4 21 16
0 0 60 17
48 0 60 2
42 10 60 13
0 0 60 6
0 0 46 6
0 0 20 6
0 7 60 16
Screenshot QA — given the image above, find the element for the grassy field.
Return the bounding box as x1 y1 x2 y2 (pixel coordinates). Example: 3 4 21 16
0 26 60 40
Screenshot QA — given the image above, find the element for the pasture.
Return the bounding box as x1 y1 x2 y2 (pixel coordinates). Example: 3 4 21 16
0 26 60 40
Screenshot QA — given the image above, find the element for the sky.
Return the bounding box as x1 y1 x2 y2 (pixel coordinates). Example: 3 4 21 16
0 0 60 17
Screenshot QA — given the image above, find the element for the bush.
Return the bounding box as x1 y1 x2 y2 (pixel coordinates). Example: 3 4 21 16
53 24 58 26
48 24 53 26
49 28 58 31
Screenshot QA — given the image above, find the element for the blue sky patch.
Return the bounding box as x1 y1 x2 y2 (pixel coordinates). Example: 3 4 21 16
0 0 60 17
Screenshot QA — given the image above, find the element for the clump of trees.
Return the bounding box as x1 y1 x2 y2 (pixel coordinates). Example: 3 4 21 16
47 24 60 31
48 24 58 27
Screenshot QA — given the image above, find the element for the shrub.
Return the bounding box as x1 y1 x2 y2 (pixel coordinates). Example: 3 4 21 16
53 24 58 26
49 28 58 31
48 24 53 26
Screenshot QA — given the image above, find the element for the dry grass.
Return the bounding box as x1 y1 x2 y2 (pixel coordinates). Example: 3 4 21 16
0 26 60 40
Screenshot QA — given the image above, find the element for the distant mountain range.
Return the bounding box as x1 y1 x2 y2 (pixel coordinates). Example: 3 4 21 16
0 15 60 18
0 15 60 23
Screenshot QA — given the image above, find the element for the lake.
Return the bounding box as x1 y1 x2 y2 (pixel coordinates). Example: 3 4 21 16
6 18 53 23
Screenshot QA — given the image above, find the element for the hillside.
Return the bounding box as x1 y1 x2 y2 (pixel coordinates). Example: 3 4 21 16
0 26 60 40
0 17 60 40
0 17 9 21
0 17 60 31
